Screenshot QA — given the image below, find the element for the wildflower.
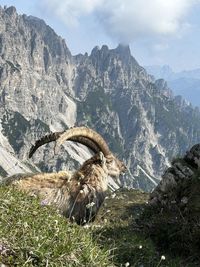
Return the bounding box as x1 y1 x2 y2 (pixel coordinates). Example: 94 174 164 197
86 202 95 208
83 224 90 229
125 262 130 267
161 255 166 260
93 224 102 228
111 193 115 198
23 222 28 228
139 245 143 249
156 255 166 267
40 199 48 206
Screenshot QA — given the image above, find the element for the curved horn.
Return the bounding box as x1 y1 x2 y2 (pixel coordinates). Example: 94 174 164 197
29 132 62 158
56 127 111 156
69 136 101 154
29 127 109 158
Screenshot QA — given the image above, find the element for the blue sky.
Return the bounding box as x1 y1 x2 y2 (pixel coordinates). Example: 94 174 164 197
1 0 200 71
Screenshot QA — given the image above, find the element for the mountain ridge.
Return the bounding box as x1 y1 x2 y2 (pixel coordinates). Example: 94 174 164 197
146 64 200 107
1 5 200 191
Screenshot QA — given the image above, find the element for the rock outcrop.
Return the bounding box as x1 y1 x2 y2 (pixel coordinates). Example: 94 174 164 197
149 144 200 215
142 145 200 259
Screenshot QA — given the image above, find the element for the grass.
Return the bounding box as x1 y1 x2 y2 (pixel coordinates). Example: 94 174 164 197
0 186 199 266
0 186 112 267
94 189 186 267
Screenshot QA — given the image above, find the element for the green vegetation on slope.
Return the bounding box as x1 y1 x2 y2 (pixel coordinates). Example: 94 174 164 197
0 185 198 266
95 189 186 267
0 186 112 267
140 157 200 266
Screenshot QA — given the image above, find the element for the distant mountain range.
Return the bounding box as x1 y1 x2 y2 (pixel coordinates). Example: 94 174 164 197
145 65 200 107
1 6 200 191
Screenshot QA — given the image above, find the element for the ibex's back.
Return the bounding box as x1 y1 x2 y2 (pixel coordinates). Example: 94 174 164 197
3 127 126 224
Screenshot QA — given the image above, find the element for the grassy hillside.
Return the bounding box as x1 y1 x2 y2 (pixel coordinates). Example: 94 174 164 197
1 185 197 266
0 186 112 267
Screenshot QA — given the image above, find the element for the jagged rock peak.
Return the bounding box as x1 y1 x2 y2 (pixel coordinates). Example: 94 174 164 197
115 43 131 55
90 45 109 57
0 5 18 21
4 6 17 15
0 5 72 62
91 44 131 58
114 44 139 67
89 43 140 70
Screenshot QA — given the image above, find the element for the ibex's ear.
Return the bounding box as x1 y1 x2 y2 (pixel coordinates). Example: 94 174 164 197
99 151 106 166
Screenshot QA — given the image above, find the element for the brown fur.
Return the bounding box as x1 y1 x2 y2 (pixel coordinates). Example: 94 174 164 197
4 152 126 224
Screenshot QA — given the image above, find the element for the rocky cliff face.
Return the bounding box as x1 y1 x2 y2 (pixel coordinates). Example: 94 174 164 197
143 144 200 258
1 6 200 191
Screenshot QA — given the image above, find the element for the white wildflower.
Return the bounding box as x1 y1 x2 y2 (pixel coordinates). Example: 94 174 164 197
125 262 130 267
86 202 95 208
23 222 28 228
161 255 166 260
83 224 90 229
40 199 48 206
139 245 143 249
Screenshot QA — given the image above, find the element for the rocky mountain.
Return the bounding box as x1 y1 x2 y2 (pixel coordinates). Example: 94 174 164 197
146 65 200 107
1 6 200 191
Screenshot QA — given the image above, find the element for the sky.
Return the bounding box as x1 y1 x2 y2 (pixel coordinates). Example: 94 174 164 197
1 0 200 71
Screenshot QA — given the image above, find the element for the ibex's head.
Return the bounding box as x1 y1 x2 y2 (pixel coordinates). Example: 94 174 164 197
29 126 126 177
105 154 126 177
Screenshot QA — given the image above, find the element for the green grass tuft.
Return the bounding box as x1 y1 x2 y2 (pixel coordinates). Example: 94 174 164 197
0 186 113 266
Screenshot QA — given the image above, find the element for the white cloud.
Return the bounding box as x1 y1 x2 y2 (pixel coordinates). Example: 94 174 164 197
42 0 103 27
42 0 199 42
153 43 169 51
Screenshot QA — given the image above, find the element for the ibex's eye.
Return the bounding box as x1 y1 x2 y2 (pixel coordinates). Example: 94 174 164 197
106 159 111 163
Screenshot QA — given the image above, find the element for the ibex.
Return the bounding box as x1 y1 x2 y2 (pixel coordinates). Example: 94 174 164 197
3 127 126 225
